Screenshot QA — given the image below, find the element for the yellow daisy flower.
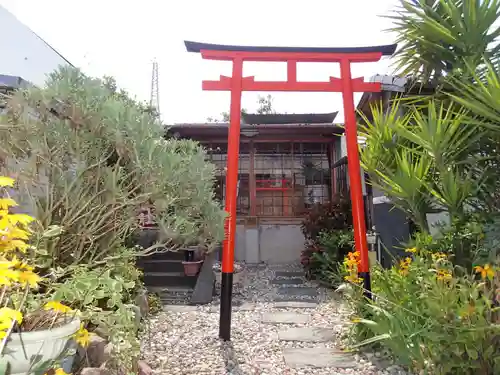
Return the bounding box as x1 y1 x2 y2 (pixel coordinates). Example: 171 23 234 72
44 301 72 313
0 177 15 188
0 198 17 211
0 307 23 324
474 264 495 280
73 323 90 348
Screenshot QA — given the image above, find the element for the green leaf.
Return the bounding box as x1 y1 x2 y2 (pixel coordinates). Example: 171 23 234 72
42 225 63 238
348 333 392 349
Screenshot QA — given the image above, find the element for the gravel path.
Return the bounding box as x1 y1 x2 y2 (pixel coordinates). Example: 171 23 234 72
141 264 408 375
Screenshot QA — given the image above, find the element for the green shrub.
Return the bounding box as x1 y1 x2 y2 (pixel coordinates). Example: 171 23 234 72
0 67 225 267
305 229 354 285
0 67 226 372
344 246 500 375
300 196 352 241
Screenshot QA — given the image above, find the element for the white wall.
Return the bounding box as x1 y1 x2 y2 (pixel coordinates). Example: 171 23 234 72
0 6 71 86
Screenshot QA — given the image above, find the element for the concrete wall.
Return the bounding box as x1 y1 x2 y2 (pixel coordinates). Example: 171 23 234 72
234 220 305 264
259 223 304 263
0 6 71 86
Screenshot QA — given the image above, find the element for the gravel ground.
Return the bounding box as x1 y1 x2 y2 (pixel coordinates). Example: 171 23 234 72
141 264 409 375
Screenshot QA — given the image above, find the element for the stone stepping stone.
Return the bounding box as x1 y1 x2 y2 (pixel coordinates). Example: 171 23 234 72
278 327 334 342
273 301 317 309
277 286 318 297
262 312 310 324
236 302 256 311
271 278 304 285
163 305 198 312
274 271 304 278
273 295 318 302
283 348 358 369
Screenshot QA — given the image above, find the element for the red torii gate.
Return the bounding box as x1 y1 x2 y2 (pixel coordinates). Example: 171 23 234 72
185 40 397 341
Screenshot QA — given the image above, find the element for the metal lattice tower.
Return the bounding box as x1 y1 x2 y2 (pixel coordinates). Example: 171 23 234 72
150 59 160 117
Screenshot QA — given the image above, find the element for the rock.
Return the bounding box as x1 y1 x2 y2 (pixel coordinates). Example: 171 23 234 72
135 289 149 317
84 335 109 367
138 360 153 375
80 367 112 375
94 326 110 340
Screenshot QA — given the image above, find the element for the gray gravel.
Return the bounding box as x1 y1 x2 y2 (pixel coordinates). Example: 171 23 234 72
140 264 409 375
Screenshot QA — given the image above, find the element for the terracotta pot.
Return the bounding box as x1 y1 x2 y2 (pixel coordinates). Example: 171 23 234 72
182 260 203 276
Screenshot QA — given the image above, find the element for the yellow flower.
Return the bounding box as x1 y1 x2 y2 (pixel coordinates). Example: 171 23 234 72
0 177 14 188
44 301 72 313
344 273 363 284
73 323 90 347
351 317 362 323
54 369 71 375
398 257 412 276
431 252 447 261
436 269 452 281
6 213 34 226
0 198 17 211
1 239 29 253
474 264 495 280
407 247 417 253
0 307 23 324
18 269 41 288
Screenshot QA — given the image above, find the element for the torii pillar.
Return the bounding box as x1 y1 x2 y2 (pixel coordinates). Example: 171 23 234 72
185 41 397 341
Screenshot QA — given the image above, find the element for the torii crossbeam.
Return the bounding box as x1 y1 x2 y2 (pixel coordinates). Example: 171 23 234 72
185 40 397 341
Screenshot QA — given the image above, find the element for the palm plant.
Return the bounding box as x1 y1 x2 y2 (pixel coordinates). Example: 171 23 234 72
388 0 500 85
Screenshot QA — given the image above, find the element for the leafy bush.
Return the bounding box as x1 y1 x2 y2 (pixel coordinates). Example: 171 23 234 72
48 256 141 371
300 196 352 284
0 67 225 268
300 196 352 241
0 67 226 372
303 229 354 285
344 245 500 375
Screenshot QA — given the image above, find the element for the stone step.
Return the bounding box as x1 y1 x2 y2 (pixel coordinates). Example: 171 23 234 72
273 301 318 309
163 305 199 312
273 295 318 303
276 286 318 297
278 327 334 342
283 348 358 369
274 271 305 278
271 278 304 285
139 259 184 273
148 286 193 305
143 271 197 288
262 312 310 324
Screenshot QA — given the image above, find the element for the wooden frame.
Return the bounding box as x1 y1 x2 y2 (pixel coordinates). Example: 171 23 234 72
203 138 337 219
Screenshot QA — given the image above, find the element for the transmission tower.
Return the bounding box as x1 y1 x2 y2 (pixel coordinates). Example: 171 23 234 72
150 59 160 117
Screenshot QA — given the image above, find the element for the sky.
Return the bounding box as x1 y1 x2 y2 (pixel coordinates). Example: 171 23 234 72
0 0 400 124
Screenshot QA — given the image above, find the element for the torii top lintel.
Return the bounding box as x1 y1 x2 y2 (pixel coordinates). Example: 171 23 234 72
184 40 397 92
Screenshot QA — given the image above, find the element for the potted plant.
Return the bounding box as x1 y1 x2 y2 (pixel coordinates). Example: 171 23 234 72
182 243 204 276
0 177 90 375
